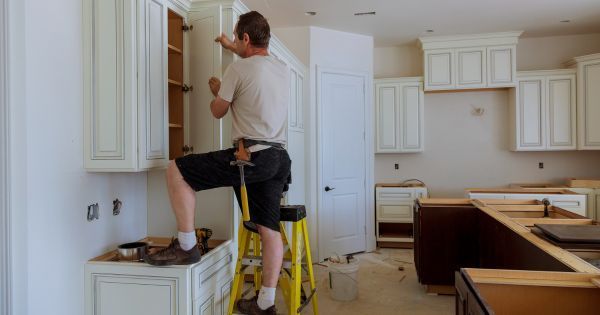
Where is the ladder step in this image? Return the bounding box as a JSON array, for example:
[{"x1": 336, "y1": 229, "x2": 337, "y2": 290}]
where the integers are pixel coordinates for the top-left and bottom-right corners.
[{"x1": 242, "y1": 255, "x2": 306, "y2": 269}]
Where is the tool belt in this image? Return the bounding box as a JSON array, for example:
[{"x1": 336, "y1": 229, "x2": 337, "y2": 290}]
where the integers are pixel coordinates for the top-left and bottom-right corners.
[{"x1": 232, "y1": 139, "x2": 284, "y2": 149}]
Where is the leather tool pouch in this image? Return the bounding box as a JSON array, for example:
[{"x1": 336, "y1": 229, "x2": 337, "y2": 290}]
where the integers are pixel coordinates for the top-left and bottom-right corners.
[{"x1": 234, "y1": 139, "x2": 251, "y2": 161}]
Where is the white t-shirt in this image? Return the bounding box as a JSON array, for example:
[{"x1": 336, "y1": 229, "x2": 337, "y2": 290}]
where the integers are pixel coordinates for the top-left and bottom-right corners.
[{"x1": 218, "y1": 55, "x2": 289, "y2": 146}]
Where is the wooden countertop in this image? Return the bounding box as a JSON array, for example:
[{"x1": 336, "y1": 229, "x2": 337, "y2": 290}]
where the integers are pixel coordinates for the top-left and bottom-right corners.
[
  {"x1": 376, "y1": 182, "x2": 425, "y2": 188},
  {"x1": 471, "y1": 199, "x2": 599, "y2": 274},
  {"x1": 466, "y1": 188, "x2": 580, "y2": 194}
]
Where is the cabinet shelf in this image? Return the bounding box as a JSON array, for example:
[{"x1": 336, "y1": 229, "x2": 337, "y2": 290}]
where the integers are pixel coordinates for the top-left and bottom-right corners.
[
  {"x1": 168, "y1": 44, "x2": 182, "y2": 55},
  {"x1": 168, "y1": 79, "x2": 183, "y2": 87}
]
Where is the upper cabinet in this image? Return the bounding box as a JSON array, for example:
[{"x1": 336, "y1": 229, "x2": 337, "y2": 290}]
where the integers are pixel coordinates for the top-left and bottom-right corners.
[
  {"x1": 508, "y1": 70, "x2": 577, "y2": 151},
  {"x1": 84, "y1": 0, "x2": 169, "y2": 171},
  {"x1": 566, "y1": 53, "x2": 600, "y2": 150},
  {"x1": 419, "y1": 32, "x2": 521, "y2": 91},
  {"x1": 375, "y1": 77, "x2": 424, "y2": 153}
]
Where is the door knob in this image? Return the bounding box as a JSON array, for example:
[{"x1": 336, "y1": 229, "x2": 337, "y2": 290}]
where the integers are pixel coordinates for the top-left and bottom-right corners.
[{"x1": 325, "y1": 186, "x2": 335, "y2": 192}]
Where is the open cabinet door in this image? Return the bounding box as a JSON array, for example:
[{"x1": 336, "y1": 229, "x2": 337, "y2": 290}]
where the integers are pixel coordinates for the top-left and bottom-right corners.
[{"x1": 188, "y1": 6, "x2": 232, "y2": 240}]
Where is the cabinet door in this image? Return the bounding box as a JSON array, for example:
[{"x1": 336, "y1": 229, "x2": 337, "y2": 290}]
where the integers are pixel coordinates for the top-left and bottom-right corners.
[
  {"x1": 399, "y1": 82, "x2": 424, "y2": 152},
  {"x1": 375, "y1": 83, "x2": 400, "y2": 152},
  {"x1": 456, "y1": 47, "x2": 486, "y2": 89},
  {"x1": 578, "y1": 60, "x2": 600, "y2": 149},
  {"x1": 217, "y1": 277, "x2": 232, "y2": 315},
  {"x1": 424, "y1": 49, "x2": 454, "y2": 90},
  {"x1": 595, "y1": 192, "x2": 600, "y2": 222},
  {"x1": 83, "y1": 0, "x2": 137, "y2": 170},
  {"x1": 289, "y1": 68, "x2": 298, "y2": 128},
  {"x1": 92, "y1": 275, "x2": 177, "y2": 315},
  {"x1": 195, "y1": 294, "x2": 216, "y2": 315},
  {"x1": 487, "y1": 46, "x2": 516, "y2": 87},
  {"x1": 546, "y1": 74, "x2": 576, "y2": 150},
  {"x1": 138, "y1": 0, "x2": 169, "y2": 168},
  {"x1": 517, "y1": 78, "x2": 545, "y2": 150}
]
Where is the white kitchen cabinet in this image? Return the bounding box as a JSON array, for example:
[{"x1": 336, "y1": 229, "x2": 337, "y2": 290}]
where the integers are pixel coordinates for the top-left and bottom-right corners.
[
  {"x1": 375, "y1": 77, "x2": 424, "y2": 153},
  {"x1": 487, "y1": 45, "x2": 516, "y2": 87},
  {"x1": 85, "y1": 240, "x2": 233, "y2": 315},
  {"x1": 269, "y1": 29, "x2": 308, "y2": 209},
  {"x1": 568, "y1": 188, "x2": 600, "y2": 221},
  {"x1": 84, "y1": 0, "x2": 169, "y2": 171},
  {"x1": 418, "y1": 32, "x2": 521, "y2": 91},
  {"x1": 466, "y1": 191, "x2": 587, "y2": 216},
  {"x1": 566, "y1": 53, "x2": 600, "y2": 150},
  {"x1": 375, "y1": 185, "x2": 428, "y2": 244},
  {"x1": 509, "y1": 70, "x2": 577, "y2": 151}
]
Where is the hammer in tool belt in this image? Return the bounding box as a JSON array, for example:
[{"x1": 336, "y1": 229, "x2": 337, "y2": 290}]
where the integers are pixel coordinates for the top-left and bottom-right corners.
[{"x1": 231, "y1": 139, "x2": 254, "y2": 222}]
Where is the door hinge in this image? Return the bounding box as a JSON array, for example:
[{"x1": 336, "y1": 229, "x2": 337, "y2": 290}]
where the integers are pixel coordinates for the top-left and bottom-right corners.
[
  {"x1": 182, "y1": 84, "x2": 193, "y2": 93},
  {"x1": 182, "y1": 24, "x2": 193, "y2": 32}
]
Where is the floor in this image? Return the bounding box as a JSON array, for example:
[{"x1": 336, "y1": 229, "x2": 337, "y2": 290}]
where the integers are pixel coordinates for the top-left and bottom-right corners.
[{"x1": 273, "y1": 248, "x2": 454, "y2": 314}]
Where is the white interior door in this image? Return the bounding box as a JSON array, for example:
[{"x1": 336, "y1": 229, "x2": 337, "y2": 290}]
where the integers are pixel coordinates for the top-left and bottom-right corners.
[{"x1": 318, "y1": 68, "x2": 367, "y2": 260}]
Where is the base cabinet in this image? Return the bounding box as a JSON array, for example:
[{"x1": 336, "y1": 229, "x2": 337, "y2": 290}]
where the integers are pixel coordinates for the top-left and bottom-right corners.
[
  {"x1": 376, "y1": 186, "x2": 427, "y2": 245},
  {"x1": 85, "y1": 241, "x2": 233, "y2": 315},
  {"x1": 467, "y1": 192, "x2": 586, "y2": 216}
]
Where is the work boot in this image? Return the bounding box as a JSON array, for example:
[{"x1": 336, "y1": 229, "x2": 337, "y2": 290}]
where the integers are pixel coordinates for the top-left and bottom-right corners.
[
  {"x1": 236, "y1": 296, "x2": 277, "y2": 315},
  {"x1": 144, "y1": 238, "x2": 201, "y2": 266}
]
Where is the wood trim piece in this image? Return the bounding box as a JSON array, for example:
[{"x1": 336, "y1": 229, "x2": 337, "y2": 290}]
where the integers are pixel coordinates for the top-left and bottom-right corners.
[
  {"x1": 426, "y1": 285, "x2": 456, "y2": 295},
  {"x1": 466, "y1": 188, "x2": 580, "y2": 194},
  {"x1": 568, "y1": 179, "x2": 600, "y2": 188},
  {"x1": 417, "y1": 198, "x2": 472, "y2": 205}
]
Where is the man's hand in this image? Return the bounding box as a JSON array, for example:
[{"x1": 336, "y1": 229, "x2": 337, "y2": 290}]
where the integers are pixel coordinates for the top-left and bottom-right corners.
[
  {"x1": 215, "y1": 33, "x2": 236, "y2": 52},
  {"x1": 208, "y1": 77, "x2": 221, "y2": 97}
]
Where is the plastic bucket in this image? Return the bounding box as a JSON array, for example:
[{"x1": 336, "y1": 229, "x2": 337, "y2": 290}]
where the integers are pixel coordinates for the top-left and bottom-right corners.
[{"x1": 328, "y1": 256, "x2": 360, "y2": 301}]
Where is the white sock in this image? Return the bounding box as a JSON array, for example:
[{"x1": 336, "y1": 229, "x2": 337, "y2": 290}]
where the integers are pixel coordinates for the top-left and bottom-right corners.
[
  {"x1": 178, "y1": 231, "x2": 196, "y2": 251},
  {"x1": 257, "y1": 286, "x2": 276, "y2": 310}
]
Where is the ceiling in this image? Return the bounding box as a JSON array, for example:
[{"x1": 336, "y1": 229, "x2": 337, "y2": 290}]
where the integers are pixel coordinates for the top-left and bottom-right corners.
[{"x1": 241, "y1": 0, "x2": 600, "y2": 46}]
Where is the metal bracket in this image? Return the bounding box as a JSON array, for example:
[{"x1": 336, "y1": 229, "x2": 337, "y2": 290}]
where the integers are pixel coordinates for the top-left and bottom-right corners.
[
  {"x1": 182, "y1": 84, "x2": 193, "y2": 92},
  {"x1": 87, "y1": 203, "x2": 99, "y2": 221},
  {"x1": 182, "y1": 24, "x2": 193, "y2": 31}
]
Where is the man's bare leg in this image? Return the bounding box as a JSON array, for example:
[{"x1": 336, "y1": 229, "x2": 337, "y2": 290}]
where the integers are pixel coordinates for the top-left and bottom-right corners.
[
  {"x1": 256, "y1": 224, "x2": 283, "y2": 309},
  {"x1": 166, "y1": 161, "x2": 197, "y2": 249}
]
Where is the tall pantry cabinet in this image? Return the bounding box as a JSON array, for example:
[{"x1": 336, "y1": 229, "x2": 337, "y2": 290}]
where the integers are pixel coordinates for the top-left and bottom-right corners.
[{"x1": 566, "y1": 53, "x2": 600, "y2": 150}]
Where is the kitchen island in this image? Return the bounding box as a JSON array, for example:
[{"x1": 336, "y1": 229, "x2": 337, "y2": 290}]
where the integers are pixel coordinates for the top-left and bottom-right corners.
[{"x1": 414, "y1": 198, "x2": 599, "y2": 294}]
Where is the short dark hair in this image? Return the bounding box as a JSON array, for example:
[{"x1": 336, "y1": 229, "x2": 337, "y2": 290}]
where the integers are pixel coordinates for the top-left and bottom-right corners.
[{"x1": 235, "y1": 11, "x2": 270, "y2": 48}]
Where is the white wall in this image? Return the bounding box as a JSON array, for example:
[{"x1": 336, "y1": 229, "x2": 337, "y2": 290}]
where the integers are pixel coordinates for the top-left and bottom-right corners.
[
  {"x1": 272, "y1": 27, "x2": 310, "y2": 67},
  {"x1": 308, "y1": 26, "x2": 376, "y2": 257},
  {"x1": 374, "y1": 33, "x2": 600, "y2": 197},
  {"x1": 12, "y1": 1, "x2": 149, "y2": 314}
]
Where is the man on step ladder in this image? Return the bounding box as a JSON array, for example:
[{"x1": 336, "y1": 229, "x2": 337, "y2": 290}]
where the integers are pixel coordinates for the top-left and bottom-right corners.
[{"x1": 145, "y1": 11, "x2": 290, "y2": 315}]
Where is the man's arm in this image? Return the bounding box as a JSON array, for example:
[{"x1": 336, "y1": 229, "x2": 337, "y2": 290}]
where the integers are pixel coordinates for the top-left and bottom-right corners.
[
  {"x1": 215, "y1": 33, "x2": 238, "y2": 55},
  {"x1": 210, "y1": 97, "x2": 230, "y2": 119},
  {"x1": 208, "y1": 76, "x2": 230, "y2": 119}
]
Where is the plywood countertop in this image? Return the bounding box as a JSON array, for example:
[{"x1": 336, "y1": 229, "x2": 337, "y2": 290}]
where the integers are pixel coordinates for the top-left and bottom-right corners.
[
  {"x1": 466, "y1": 188, "x2": 580, "y2": 194},
  {"x1": 376, "y1": 182, "x2": 426, "y2": 188},
  {"x1": 471, "y1": 199, "x2": 599, "y2": 274}
]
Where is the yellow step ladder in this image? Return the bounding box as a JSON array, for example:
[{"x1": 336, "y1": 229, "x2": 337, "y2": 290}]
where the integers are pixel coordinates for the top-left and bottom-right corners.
[{"x1": 228, "y1": 205, "x2": 319, "y2": 315}]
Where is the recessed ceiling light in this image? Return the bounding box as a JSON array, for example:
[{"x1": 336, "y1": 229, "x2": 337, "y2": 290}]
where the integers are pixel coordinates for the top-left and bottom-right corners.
[
  {"x1": 354, "y1": 11, "x2": 376, "y2": 16},
  {"x1": 560, "y1": 19, "x2": 571, "y2": 23},
  {"x1": 305, "y1": 11, "x2": 317, "y2": 16},
  {"x1": 426, "y1": 29, "x2": 434, "y2": 33}
]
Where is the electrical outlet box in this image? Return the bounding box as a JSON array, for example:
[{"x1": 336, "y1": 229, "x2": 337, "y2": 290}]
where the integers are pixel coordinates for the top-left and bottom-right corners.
[
  {"x1": 394, "y1": 163, "x2": 399, "y2": 170},
  {"x1": 539, "y1": 162, "x2": 544, "y2": 169}
]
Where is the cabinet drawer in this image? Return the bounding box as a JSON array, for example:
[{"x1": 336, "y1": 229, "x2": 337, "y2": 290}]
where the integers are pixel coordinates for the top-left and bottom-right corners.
[
  {"x1": 377, "y1": 202, "x2": 414, "y2": 221},
  {"x1": 376, "y1": 187, "x2": 415, "y2": 201}
]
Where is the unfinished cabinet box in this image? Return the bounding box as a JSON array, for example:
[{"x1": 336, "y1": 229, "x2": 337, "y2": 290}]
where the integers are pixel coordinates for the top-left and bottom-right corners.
[
  {"x1": 466, "y1": 190, "x2": 587, "y2": 217},
  {"x1": 509, "y1": 69, "x2": 577, "y2": 151},
  {"x1": 456, "y1": 268, "x2": 600, "y2": 315},
  {"x1": 376, "y1": 185, "x2": 427, "y2": 247},
  {"x1": 419, "y1": 32, "x2": 521, "y2": 91},
  {"x1": 374, "y1": 78, "x2": 424, "y2": 153}
]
